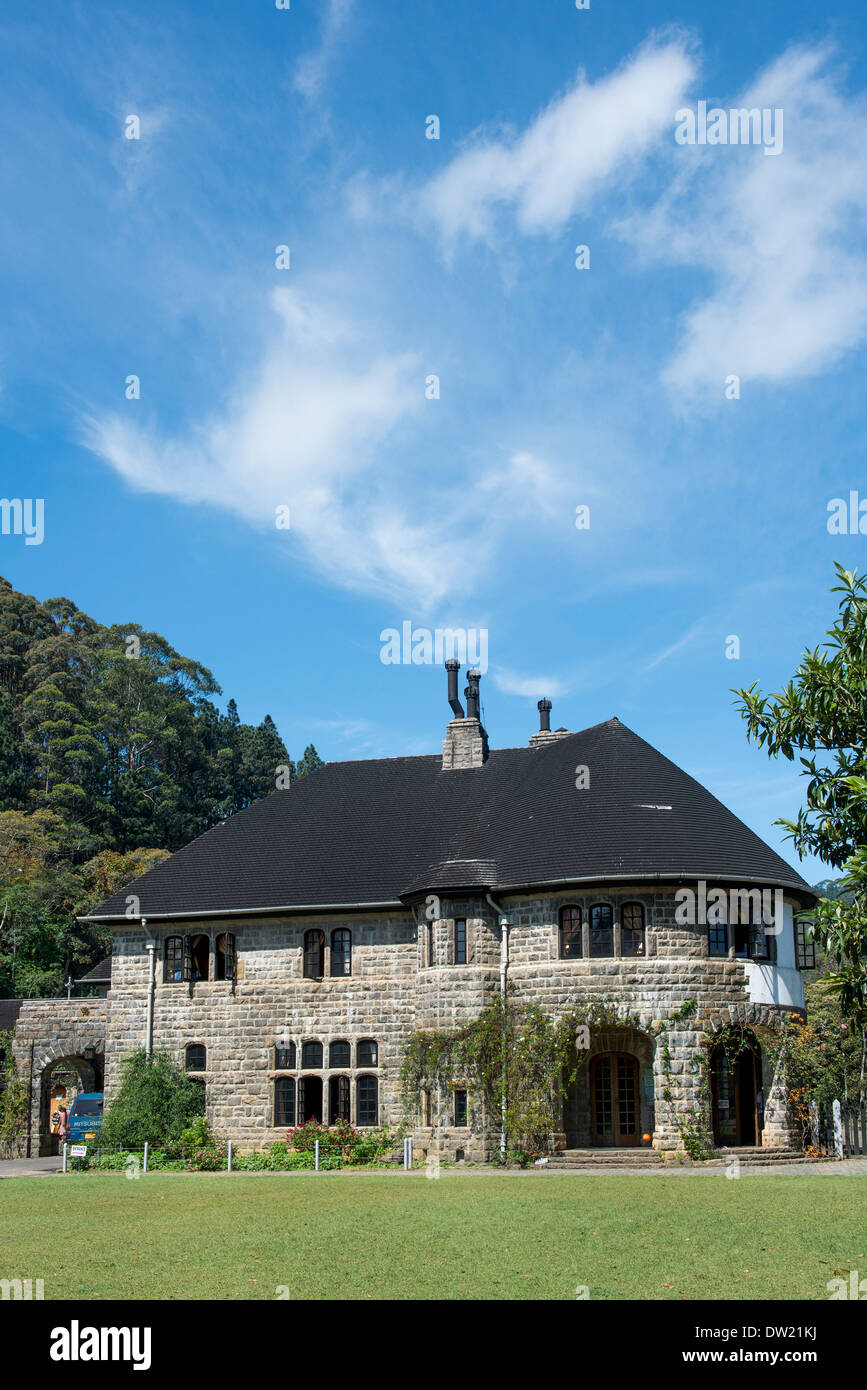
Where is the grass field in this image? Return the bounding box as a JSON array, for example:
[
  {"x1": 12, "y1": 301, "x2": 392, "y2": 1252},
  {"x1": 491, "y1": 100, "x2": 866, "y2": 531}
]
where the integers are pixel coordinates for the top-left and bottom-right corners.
[{"x1": 1, "y1": 1171, "x2": 864, "y2": 1300}]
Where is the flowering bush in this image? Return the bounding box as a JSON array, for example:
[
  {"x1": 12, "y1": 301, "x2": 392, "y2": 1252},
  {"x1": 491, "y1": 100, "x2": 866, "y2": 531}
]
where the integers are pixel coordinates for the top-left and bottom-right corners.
[{"x1": 285, "y1": 1118, "x2": 395, "y2": 1163}]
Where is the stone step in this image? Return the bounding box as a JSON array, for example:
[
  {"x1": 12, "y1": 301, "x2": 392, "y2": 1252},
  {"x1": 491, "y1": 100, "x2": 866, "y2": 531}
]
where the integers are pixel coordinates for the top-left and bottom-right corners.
[{"x1": 540, "y1": 1144, "x2": 839, "y2": 1170}]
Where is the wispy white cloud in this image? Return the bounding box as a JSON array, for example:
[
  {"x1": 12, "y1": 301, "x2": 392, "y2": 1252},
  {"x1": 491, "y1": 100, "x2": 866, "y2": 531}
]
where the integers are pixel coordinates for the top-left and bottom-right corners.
[
  {"x1": 644, "y1": 619, "x2": 705, "y2": 670},
  {"x1": 82, "y1": 286, "x2": 471, "y2": 609},
  {"x1": 491, "y1": 666, "x2": 571, "y2": 698},
  {"x1": 621, "y1": 44, "x2": 867, "y2": 398},
  {"x1": 413, "y1": 35, "x2": 697, "y2": 245},
  {"x1": 293, "y1": 0, "x2": 356, "y2": 103}
]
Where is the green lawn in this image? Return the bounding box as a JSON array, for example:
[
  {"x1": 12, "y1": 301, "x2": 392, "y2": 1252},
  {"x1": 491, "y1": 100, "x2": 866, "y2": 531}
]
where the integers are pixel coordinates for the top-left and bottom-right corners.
[{"x1": 1, "y1": 1171, "x2": 864, "y2": 1300}]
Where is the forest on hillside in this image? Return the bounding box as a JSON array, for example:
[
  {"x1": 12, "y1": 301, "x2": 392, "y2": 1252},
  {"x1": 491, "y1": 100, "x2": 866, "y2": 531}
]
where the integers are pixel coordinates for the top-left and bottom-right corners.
[{"x1": 0, "y1": 576, "x2": 322, "y2": 997}]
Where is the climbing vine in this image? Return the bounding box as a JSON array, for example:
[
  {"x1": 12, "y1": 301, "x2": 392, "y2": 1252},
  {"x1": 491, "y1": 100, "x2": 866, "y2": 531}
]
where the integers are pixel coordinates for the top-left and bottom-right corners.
[
  {"x1": 0, "y1": 1031, "x2": 27, "y2": 1158},
  {"x1": 401, "y1": 992, "x2": 641, "y2": 1163}
]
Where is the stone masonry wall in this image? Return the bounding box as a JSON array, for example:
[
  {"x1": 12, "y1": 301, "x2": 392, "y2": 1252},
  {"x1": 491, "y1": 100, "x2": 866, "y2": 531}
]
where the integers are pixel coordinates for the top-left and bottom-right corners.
[{"x1": 4, "y1": 884, "x2": 804, "y2": 1160}]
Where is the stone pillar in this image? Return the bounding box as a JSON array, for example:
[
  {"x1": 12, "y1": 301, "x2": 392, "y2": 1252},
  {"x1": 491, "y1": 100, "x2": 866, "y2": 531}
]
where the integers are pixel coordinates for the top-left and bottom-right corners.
[
  {"x1": 759, "y1": 1040, "x2": 791, "y2": 1147},
  {"x1": 651, "y1": 1024, "x2": 709, "y2": 1154}
]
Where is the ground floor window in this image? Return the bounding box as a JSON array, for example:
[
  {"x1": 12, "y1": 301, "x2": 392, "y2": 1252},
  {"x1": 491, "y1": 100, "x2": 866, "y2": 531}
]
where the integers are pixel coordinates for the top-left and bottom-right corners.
[
  {"x1": 329, "y1": 1074, "x2": 350, "y2": 1123},
  {"x1": 357, "y1": 1075, "x2": 378, "y2": 1126},
  {"x1": 275, "y1": 1076, "x2": 296, "y2": 1127},
  {"x1": 453, "y1": 1089, "x2": 468, "y2": 1127},
  {"x1": 299, "y1": 1075, "x2": 323, "y2": 1123}
]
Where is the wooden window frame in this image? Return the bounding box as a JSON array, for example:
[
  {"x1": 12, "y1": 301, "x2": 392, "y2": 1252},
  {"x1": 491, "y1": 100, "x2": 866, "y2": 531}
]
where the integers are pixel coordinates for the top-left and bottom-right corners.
[
  {"x1": 303, "y1": 929, "x2": 325, "y2": 979},
  {"x1": 185, "y1": 1043, "x2": 206, "y2": 1072},
  {"x1": 164, "y1": 936, "x2": 184, "y2": 983},
  {"x1": 216, "y1": 932, "x2": 236, "y2": 982},
  {"x1": 454, "y1": 918, "x2": 467, "y2": 966},
  {"x1": 453, "y1": 1088, "x2": 468, "y2": 1128},
  {"x1": 589, "y1": 903, "x2": 614, "y2": 958},
  {"x1": 621, "y1": 902, "x2": 645, "y2": 957},
  {"x1": 275, "y1": 1076, "x2": 296, "y2": 1127},
  {"x1": 795, "y1": 920, "x2": 815, "y2": 971},
  {"x1": 558, "y1": 905, "x2": 582, "y2": 960},
  {"x1": 331, "y1": 929, "x2": 351, "y2": 977},
  {"x1": 329, "y1": 1040, "x2": 351, "y2": 1068},
  {"x1": 356, "y1": 1075, "x2": 378, "y2": 1127},
  {"x1": 301, "y1": 1039, "x2": 324, "y2": 1069}
]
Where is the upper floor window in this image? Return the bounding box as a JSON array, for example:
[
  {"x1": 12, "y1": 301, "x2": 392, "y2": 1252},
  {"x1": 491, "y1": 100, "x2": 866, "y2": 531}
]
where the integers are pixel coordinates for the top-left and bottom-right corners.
[
  {"x1": 275, "y1": 1042, "x2": 296, "y2": 1069},
  {"x1": 795, "y1": 920, "x2": 815, "y2": 971},
  {"x1": 303, "y1": 929, "x2": 325, "y2": 979},
  {"x1": 589, "y1": 904, "x2": 613, "y2": 957},
  {"x1": 188, "y1": 934, "x2": 210, "y2": 981},
  {"x1": 357, "y1": 1039, "x2": 378, "y2": 1067},
  {"x1": 558, "y1": 906, "x2": 582, "y2": 959},
  {"x1": 708, "y1": 918, "x2": 728, "y2": 956},
  {"x1": 185, "y1": 1044, "x2": 206, "y2": 1071},
  {"x1": 454, "y1": 919, "x2": 467, "y2": 965},
  {"x1": 731, "y1": 899, "x2": 775, "y2": 962},
  {"x1": 165, "y1": 937, "x2": 184, "y2": 983},
  {"x1": 216, "y1": 932, "x2": 236, "y2": 981},
  {"x1": 331, "y1": 929, "x2": 351, "y2": 977},
  {"x1": 164, "y1": 934, "x2": 208, "y2": 983},
  {"x1": 301, "y1": 1040, "x2": 323, "y2": 1068},
  {"x1": 427, "y1": 921, "x2": 434, "y2": 966},
  {"x1": 329, "y1": 1040, "x2": 351, "y2": 1068},
  {"x1": 621, "y1": 903, "x2": 645, "y2": 957}
]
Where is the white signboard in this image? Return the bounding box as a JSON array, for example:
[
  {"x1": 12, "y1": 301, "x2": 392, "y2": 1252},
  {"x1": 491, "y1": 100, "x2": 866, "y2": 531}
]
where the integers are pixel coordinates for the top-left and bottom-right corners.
[{"x1": 69, "y1": 1144, "x2": 87, "y2": 1157}]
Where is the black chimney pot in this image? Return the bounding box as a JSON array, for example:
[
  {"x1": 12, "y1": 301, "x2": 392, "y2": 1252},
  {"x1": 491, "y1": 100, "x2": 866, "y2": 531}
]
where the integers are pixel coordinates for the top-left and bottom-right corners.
[
  {"x1": 466, "y1": 669, "x2": 481, "y2": 721},
  {"x1": 446, "y1": 659, "x2": 465, "y2": 718},
  {"x1": 537, "y1": 697, "x2": 552, "y2": 732}
]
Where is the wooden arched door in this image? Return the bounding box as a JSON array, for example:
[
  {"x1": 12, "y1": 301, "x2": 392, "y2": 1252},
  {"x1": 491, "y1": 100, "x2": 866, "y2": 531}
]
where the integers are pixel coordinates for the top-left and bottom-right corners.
[
  {"x1": 710, "y1": 1038, "x2": 762, "y2": 1146},
  {"x1": 590, "y1": 1052, "x2": 640, "y2": 1147}
]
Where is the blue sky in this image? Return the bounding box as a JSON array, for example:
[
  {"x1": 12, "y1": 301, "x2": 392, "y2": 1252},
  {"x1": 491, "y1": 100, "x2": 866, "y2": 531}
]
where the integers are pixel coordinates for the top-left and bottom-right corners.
[{"x1": 2, "y1": 0, "x2": 867, "y2": 883}]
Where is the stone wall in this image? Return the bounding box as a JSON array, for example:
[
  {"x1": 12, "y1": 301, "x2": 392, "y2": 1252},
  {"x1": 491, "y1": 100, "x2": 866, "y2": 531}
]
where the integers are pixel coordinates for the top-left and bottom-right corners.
[
  {"x1": 3, "y1": 883, "x2": 806, "y2": 1160},
  {"x1": 9, "y1": 999, "x2": 107, "y2": 1157}
]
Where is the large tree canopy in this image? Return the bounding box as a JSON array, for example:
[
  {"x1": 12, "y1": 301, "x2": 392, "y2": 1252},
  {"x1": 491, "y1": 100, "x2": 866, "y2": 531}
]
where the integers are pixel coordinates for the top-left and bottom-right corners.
[
  {"x1": 734, "y1": 564, "x2": 867, "y2": 1032},
  {"x1": 0, "y1": 575, "x2": 323, "y2": 996}
]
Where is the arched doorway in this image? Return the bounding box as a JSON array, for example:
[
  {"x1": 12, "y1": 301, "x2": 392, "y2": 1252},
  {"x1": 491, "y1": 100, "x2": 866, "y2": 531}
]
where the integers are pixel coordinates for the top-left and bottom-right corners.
[
  {"x1": 39, "y1": 1052, "x2": 103, "y2": 1155},
  {"x1": 710, "y1": 1032, "x2": 763, "y2": 1146},
  {"x1": 590, "y1": 1052, "x2": 640, "y2": 1147},
  {"x1": 298, "y1": 1075, "x2": 323, "y2": 1124}
]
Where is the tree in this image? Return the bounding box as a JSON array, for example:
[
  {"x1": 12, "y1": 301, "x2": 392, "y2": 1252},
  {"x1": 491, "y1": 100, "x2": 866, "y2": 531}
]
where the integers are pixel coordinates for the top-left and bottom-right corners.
[
  {"x1": 0, "y1": 574, "x2": 316, "y2": 995},
  {"x1": 296, "y1": 744, "x2": 324, "y2": 779},
  {"x1": 100, "y1": 1050, "x2": 206, "y2": 1149},
  {"x1": 734, "y1": 564, "x2": 867, "y2": 1066}
]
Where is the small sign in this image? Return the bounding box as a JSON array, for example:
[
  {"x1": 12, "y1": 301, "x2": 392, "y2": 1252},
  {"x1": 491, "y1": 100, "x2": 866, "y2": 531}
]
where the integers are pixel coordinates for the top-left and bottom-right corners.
[{"x1": 69, "y1": 1144, "x2": 87, "y2": 1157}]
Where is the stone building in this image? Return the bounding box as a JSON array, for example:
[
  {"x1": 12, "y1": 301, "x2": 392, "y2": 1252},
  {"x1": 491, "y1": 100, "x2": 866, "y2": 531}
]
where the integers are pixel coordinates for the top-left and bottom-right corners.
[{"x1": 9, "y1": 664, "x2": 815, "y2": 1159}]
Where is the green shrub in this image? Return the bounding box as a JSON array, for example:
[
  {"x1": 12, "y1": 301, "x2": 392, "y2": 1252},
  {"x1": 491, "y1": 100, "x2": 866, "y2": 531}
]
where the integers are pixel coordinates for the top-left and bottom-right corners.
[{"x1": 100, "y1": 1050, "x2": 207, "y2": 1149}]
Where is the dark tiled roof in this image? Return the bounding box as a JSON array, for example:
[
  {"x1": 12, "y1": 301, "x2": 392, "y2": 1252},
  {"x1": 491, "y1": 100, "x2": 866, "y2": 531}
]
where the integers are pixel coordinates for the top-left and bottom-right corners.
[
  {"x1": 0, "y1": 1000, "x2": 23, "y2": 1031},
  {"x1": 77, "y1": 956, "x2": 112, "y2": 984},
  {"x1": 84, "y1": 719, "x2": 812, "y2": 921}
]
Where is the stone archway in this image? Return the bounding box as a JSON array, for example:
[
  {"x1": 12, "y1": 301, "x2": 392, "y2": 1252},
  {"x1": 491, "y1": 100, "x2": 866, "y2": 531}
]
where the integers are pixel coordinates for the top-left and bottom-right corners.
[
  {"x1": 7, "y1": 1001, "x2": 108, "y2": 1158},
  {"x1": 40, "y1": 1053, "x2": 103, "y2": 1155},
  {"x1": 564, "y1": 1025, "x2": 655, "y2": 1149},
  {"x1": 705, "y1": 1004, "x2": 795, "y2": 1149}
]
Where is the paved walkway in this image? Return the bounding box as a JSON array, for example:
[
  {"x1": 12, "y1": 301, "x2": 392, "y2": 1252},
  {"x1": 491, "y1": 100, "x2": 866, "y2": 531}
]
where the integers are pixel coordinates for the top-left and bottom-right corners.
[
  {"x1": 1, "y1": 1155, "x2": 864, "y2": 1179},
  {"x1": 0, "y1": 1155, "x2": 62, "y2": 1178}
]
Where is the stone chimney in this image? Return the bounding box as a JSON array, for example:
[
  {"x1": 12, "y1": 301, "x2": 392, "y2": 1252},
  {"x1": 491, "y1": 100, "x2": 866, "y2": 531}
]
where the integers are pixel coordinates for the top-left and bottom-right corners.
[
  {"x1": 529, "y1": 697, "x2": 570, "y2": 748},
  {"x1": 442, "y1": 663, "x2": 488, "y2": 769}
]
